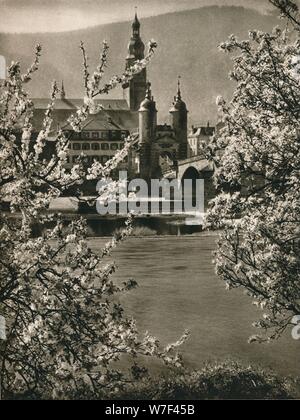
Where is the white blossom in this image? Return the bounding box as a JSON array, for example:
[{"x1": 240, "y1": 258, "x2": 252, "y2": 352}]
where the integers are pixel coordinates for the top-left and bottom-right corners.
[{"x1": 206, "y1": 2, "x2": 300, "y2": 342}]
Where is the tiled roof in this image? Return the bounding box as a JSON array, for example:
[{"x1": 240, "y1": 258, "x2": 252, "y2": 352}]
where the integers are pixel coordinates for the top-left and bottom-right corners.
[
  {"x1": 32, "y1": 99, "x2": 138, "y2": 132},
  {"x1": 200, "y1": 126, "x2": 215, "y2": 136},
  {"x1": 189, "y1": 126, "x2": 215, "y2": 137},
  {"x1": 81, "y1": 111, "x2": 138, "y2": 131},
  {"x1": 32, "y1": 109, "x2": 74, "y2": 131}
]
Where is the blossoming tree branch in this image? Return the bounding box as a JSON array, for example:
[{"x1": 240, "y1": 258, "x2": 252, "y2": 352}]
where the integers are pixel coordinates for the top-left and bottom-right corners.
[
  {"x1": 0, "y1": 39, "x2": 188, "y2": 399},
  {"x1": 205, "y1": 0, "x2": 300, "y2": 342}
]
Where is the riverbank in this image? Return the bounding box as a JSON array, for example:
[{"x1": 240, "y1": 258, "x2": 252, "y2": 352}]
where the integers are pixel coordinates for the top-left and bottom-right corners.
[{"x1": 3, "y1": 211, "x2": 206, "y2": 237}]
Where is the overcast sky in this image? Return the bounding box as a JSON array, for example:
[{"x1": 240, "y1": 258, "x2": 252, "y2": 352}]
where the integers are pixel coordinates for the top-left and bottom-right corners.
[{"x1": 0, "y1": 0, "x2": 273, "y2": 33}]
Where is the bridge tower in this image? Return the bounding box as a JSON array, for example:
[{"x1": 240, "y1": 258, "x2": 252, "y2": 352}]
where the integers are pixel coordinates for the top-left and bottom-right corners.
[
  {"x1": 169, "y1": 77, "x2": 188, "y2": 160},
  {"x1": 138, "y1": 81, "x2": 157, "y2": 180}
]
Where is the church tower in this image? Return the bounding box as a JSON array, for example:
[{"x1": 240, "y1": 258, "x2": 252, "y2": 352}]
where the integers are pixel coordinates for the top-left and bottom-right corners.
[
  {"x1": 169, "y1": 78, "x2": 188, "y2": 160},
  {"x1": 123, "y1": 11, "x2": 147, "y2": 111},
  {"x1": 138, "y1": 82, "x2": 157, "y2": 180}
]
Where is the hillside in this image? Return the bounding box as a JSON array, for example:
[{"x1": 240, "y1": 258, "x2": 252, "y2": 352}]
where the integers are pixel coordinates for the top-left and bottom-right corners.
[{"x1": 0, "y1": 6, "x2": 278, "y2": 124}]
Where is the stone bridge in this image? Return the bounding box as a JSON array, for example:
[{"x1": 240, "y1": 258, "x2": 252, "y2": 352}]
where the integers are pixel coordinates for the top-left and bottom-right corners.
[{"x1": 162, "y1": 156, "x2": 216, "y2": 210}]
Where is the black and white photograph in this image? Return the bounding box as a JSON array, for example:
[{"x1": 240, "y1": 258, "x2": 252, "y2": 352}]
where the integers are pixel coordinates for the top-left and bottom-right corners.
[{"x1": 0, "y1": 0, "x2": 300, "y2": 404}]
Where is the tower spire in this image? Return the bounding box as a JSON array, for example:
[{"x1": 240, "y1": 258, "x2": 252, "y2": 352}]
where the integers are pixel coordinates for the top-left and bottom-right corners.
[
  {"x1": 132, "y1": 6, "x2": 140, "y2": 35},
  {"x1": 169, "y1": 75, "x2": 188, "y2": 160},
  {"x1": 61, "y1": 80, "x2": 66, "y2": 100},
  {"x1": 177, "y1": 76, "x2": 182, "y2": 101},
  {"x1": 145, "y1": 81, "x2": 152, "y2": 100}
]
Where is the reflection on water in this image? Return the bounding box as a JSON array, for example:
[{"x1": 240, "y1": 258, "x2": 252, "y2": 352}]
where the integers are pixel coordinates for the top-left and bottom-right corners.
[
  {"x1": 90, "y1": 235, "x2": 299, "y2": 377},
  {"x1": 86, "y1": 216, "x2": 203, "y2": 236},
  {"x1": 32, "y1": 215, "x2": 203, "y2": 237}
]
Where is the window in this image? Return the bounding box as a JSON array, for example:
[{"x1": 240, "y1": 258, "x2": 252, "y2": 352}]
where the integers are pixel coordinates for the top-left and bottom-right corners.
[
  {"x1": 110, "y1": 143, "x2": 118, "y2": 151},
  {"x1": 100, "y1": 131, "x2": 108, "y2": 140},
  {"x1": 73, "y1": 143, "x2": 81, "y2": 150},
  {"x1": 92, "y1": 132, "x2": 99, "y2": 139},
  {"x1": 92, "y1": 143, "x2": 100, "y2": 151},
  {"x1": 82, "y1": 143, "x2": 90, "y2": 151},
  {"x1": 102, "y1": 156, "x2": 109, "y2": 164},
  {"x1": 110, "y1": 130, "x2": 120, "y2": 140},
  {"x1": 118, "y1": 143, "x2": 124, "y2": 150},
  {"x1": 82, "y1": 131, "x2": 90, "y2": 139},
  {"x1": 72, "y1": 132, "x2": 80, "y2": 140},
  {"x1": 101, "y1": 143, "x2": 109, "y2": 150}
]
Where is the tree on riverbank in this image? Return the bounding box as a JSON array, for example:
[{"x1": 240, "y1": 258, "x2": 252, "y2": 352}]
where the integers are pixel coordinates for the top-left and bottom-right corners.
[
  {"x1": 206, "y1": 0, "x2": 300, "y2": 341},
  {"x1": 0, "y1": 41, "x2": 188, "y2": 399}
]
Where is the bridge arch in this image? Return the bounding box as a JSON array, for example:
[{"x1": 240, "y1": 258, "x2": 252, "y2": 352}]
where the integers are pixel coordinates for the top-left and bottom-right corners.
[
  {"x1": 181, "y1": 166, "x2": 202, "y2": 208},
  {"x1": 180, "y1": 166, "x2": 201, "y2": 182},
  {"x1": 162, "y1": 158, "x2": 216, "y2": 211}
]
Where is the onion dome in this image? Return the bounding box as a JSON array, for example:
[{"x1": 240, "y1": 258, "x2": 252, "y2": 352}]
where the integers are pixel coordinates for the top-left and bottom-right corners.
[
  {"x1": 169, "y1": 77, "x2": 187, "y2": 113},
  {"x1": 127, "y1": 10, "x2": 145, "y2": 60}
]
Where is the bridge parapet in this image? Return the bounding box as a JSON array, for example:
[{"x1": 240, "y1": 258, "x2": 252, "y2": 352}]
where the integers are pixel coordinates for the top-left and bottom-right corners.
[{"x1": 177, "y1": 158, "x2": 214, "y2": 180}]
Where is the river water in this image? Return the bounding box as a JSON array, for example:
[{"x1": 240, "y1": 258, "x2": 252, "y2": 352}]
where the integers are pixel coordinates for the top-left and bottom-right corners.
[{"x1": 89, "y1": 234, "x2": 299, "y2": 377}]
